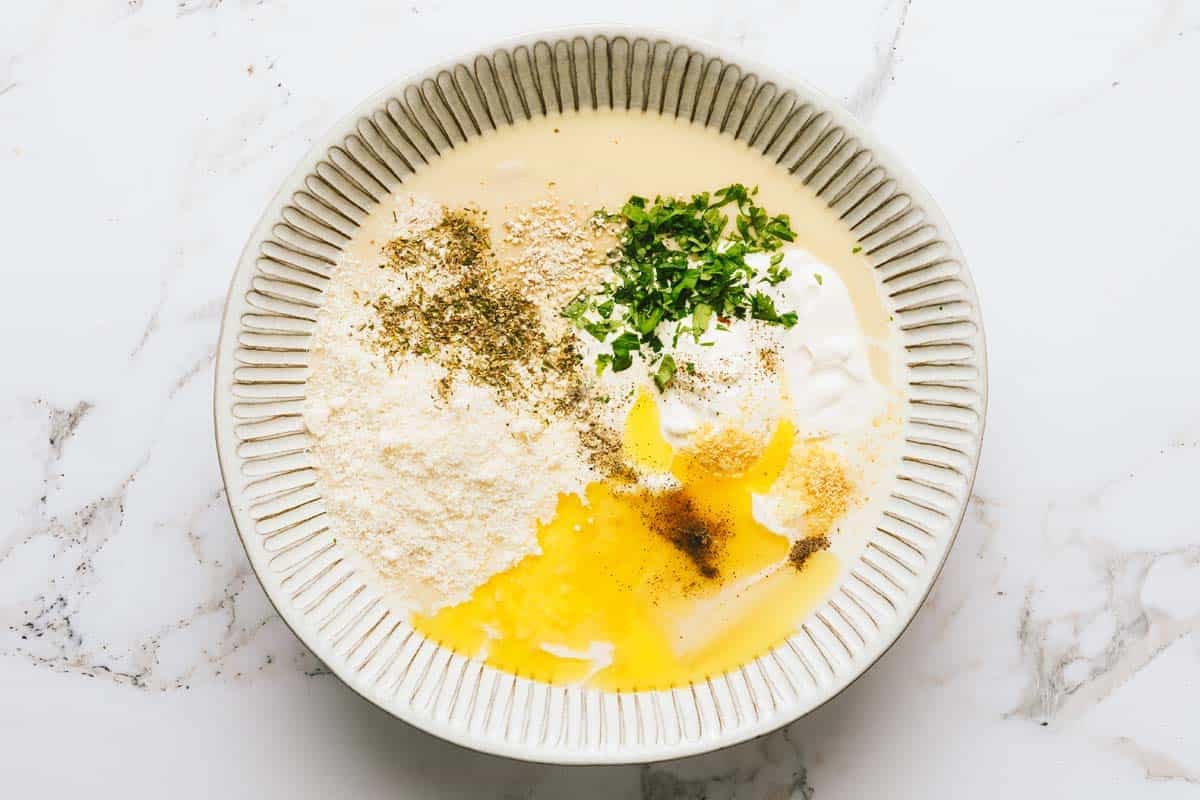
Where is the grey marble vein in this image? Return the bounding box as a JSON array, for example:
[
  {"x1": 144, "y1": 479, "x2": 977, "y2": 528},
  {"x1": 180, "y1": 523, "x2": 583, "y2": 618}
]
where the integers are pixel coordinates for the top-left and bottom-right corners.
[
  {"x1": 1107, "y1": 736, "x2": 1200, "y2": 785},
  {"x1": 846, "y1": 0, "x2": 912, "y2": 120},
  {"x1": 1010, "y1": 540, "x2": 1200, "y2": 722}
]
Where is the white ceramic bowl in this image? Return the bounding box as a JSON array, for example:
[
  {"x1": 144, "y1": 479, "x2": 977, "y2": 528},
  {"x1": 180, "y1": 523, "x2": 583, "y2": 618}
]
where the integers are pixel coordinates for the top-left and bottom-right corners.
[{"x1": 214, "y1": 27, "x2": 987, "y2": 764}]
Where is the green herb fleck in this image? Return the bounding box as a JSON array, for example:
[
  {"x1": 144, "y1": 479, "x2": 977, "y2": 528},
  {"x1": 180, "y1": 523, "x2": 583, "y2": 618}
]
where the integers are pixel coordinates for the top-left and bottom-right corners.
[
  {"x1": 653, "y1": 355, "x2": 677, "y2": 391},
  {"x1": 562, "y1": 184, "x2": 799, "y2": 390}
]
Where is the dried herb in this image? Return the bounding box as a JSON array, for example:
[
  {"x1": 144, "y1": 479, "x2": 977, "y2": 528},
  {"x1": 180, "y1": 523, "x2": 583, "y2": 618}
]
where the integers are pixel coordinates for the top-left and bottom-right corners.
[
  {"x1": 373, "y1": 211, "x2": 573, "y2": 404},
  {"x1": 383, "y1": 209, "x2": 490, "y2": 273}
]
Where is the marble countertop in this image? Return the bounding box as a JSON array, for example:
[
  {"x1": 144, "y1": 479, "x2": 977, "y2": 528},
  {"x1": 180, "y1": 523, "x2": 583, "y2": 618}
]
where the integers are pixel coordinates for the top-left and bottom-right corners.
[{"x1": 3, "y1": 1, "x2": 1199, "y2": 796}]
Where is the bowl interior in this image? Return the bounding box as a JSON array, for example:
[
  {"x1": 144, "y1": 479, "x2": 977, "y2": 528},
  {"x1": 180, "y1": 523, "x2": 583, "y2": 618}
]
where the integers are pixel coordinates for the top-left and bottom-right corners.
[{"x1": 214, "y1": 30, "x2": 986, "y2": 764}]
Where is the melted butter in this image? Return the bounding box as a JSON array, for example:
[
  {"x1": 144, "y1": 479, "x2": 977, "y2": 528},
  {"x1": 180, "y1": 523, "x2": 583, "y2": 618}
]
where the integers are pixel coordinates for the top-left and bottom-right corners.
[
  {"x1": 623, "y1": 389, "x2": 675, "y2": 472},
  {"x1": 413, "y1": 389, "x2": 839, "y2": 690}
]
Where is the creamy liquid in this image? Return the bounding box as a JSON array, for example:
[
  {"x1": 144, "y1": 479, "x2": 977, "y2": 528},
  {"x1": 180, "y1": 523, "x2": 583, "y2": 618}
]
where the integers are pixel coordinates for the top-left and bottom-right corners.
[
  {"x1": 328, "y1": 109, "x2": 903, "y2": 689},
  {"x1": 394, "y1": 109, "x2": 895, "y2": 387}
]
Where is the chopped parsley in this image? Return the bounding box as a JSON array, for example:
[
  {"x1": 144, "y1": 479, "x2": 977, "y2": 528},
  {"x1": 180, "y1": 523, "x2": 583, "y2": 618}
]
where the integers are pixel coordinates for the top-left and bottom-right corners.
[
  {"x1": 563, "y1": 184, "x2": 799, "y2": 389},
  {"x1": 654, "y1": 354, "x2": 677, "y2": 392}
]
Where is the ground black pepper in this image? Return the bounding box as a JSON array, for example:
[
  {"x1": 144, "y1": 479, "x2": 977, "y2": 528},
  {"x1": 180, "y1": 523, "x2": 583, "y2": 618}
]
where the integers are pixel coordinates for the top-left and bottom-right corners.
[
  {"x1": 788, "y1": 534, "x2": 830, "y2": 571},
  {"x1": 638, "y1": 490, "x2": 729, "y2": 579}
]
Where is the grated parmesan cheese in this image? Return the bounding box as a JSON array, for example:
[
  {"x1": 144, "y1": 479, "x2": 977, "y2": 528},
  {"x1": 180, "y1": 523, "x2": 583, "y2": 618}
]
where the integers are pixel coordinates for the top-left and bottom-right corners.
[{"x1": 304, "y1": 194, "x2": 593, "y2": 613}]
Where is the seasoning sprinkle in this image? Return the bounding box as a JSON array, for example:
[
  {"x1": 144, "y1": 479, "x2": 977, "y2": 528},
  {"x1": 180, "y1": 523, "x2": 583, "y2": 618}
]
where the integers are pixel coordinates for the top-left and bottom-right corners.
[
  {"x1": 384, "y1": 208, "x2": 491, "y2": 274},
  {"x1": 372, "y1": 207, "x2": 581, "y2": 407},
  {"x1": 369, "y1": 202, "x2": 641, "y2": 481},
  {"x1": 638, "y1": 489, "x2": 728, "y2": 579},
  {"x1": 788, "y1": 534, "x2": 830, "y2": 571},
  {"x1": 779, "y1": 442, "x2": 854, "y2": 571}
]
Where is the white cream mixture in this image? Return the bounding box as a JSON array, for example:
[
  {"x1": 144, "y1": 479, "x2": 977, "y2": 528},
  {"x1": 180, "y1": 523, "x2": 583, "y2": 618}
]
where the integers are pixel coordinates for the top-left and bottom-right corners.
[
  {"x1": 304, "y1": 109, "x2": 903, "y2": 615},
  {"x1": 652, "y1": 246, "x2": 885, "y2": 453}
]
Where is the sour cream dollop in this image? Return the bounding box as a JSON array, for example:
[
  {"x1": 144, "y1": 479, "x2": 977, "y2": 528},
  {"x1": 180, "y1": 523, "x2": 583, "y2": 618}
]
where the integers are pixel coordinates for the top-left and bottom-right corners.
[{"x1": 657, "y1": 247, "x2": 886, "y2": 447}]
